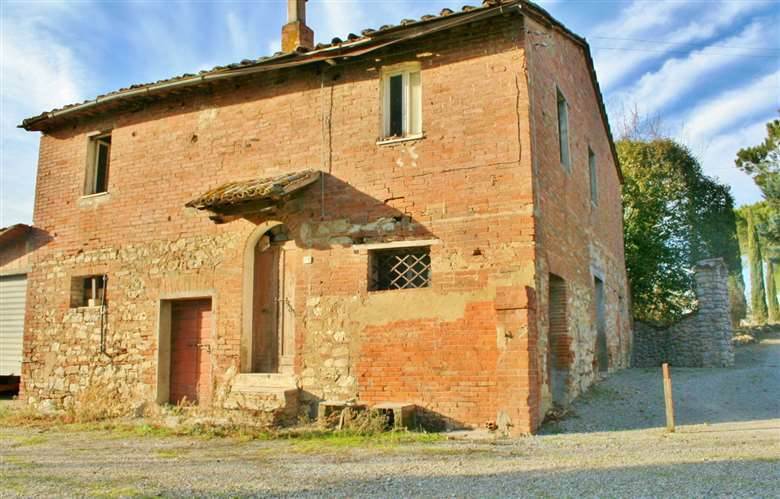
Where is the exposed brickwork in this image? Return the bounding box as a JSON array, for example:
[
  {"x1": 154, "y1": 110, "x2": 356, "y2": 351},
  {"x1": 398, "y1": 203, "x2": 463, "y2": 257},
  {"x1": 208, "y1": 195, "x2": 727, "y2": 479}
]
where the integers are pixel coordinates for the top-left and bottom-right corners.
[
  {"x1": 21, "y1": 13, "x2": 629, "y2": 434},
  {"x1": 524, "y1": 18, "x2": 632, "y2": 417}
]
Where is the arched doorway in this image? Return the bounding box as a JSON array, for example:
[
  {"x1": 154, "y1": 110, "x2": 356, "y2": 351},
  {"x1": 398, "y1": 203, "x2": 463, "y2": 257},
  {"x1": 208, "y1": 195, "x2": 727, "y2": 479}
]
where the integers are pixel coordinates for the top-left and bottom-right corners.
[{"x1": 241, "y1": 222, "x2": 297, "y2": 374}]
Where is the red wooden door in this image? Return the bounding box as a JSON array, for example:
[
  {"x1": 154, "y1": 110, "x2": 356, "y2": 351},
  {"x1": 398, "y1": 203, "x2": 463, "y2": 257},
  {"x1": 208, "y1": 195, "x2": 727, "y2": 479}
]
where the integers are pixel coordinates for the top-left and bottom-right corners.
[{"x1": 170, "y1": 299, "x2": 212, "y2": 405}]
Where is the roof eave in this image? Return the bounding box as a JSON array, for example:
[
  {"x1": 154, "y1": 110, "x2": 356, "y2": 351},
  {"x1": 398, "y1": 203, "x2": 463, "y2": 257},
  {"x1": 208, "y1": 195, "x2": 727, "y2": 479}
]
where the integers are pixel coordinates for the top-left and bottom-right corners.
[{"x1": 19, "y1": 2, "x2": 522, "y2": 132}]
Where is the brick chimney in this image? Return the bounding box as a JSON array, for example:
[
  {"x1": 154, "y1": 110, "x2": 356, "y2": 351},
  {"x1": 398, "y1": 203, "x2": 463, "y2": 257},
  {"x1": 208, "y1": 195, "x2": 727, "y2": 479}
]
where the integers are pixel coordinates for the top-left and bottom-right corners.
[{"x1": 282, "y1": 0, "x2": 314, "y2": 52}]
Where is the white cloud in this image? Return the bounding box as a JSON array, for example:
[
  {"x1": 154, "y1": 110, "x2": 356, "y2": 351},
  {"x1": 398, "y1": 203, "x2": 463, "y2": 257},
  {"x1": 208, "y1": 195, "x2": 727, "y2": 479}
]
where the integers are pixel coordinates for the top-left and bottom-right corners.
[
  {"x1": 592, "y1": 0, "x2": 688, "y2": 40},
  {"x1": 0, "y1": 4, "x2": 90, "y2": 226},
  {"x1": 682, "y1": 70, "x2": 780, "y2": 143},
  {"x1": 226, "y1": 10, "x2": 251, "y2": 57},
  {"x1": 593, "y1": 0, "x2": 768, "y2": 90},
  {"x1": 613, "y1": 21, "x2": 772, "y2": 118},
  {"x1": 689, "y1": 118, "x2": 770, "y2": 207}
]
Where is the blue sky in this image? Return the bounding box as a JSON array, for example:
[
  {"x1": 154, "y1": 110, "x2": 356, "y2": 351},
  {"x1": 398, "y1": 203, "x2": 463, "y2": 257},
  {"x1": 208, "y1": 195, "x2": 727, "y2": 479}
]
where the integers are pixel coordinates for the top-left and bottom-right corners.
[{"x1": 1, "y1": 0, "x2": 778, "y2": 227}]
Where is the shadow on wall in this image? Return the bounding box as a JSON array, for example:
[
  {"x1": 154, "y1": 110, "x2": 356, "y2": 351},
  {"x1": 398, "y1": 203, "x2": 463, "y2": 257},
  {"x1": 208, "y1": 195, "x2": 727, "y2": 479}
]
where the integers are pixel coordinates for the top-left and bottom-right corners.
[
  {"x1": 239, "y1": 173, "x2": 436, "y2": 250},
  {"x1": 299, "y1": 393, "x2": 470, "y2": 433},
  {"x1": 0, "y1": 226, "x2": 53, "y2": 269}
]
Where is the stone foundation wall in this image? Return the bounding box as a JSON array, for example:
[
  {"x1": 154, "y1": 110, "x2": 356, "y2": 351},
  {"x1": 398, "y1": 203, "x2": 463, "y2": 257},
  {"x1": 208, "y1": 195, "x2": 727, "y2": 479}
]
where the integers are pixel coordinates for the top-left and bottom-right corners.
[{"x1": 633, "y1": 258, "x2": 734, "y2": 368}]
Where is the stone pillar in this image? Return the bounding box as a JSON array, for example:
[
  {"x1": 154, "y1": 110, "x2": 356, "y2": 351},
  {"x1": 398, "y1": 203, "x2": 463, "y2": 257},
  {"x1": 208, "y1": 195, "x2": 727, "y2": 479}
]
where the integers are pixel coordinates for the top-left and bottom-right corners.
[{"x1": 692, "y1": 258, "x2": 734, "y2": 367}]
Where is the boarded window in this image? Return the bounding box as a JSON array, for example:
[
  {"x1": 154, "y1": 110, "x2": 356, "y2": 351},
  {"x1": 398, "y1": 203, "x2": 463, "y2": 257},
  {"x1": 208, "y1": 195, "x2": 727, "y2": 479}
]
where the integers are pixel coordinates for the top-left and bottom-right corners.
[
  {"x1": 86, "y1": 133, "x2": 111, "y2": 194},
  {"x1": 382, "y1": 66, "x2": 422, "y2": 139},
  {"x1": 557, "y1": 89, "x2": 570, "y2": 170},
  {"x1": 369, "y1": 247, "x2": 431, "y2": 291},
  {"x1": 70, "y1": 275, "x2": 107, "y2": 307},
  {"x1": 548, "y1": 273, "x2": 569, "y2": 405},
  {"x1": 589, "y1": 147, "x2": 598, "y2": 206}
]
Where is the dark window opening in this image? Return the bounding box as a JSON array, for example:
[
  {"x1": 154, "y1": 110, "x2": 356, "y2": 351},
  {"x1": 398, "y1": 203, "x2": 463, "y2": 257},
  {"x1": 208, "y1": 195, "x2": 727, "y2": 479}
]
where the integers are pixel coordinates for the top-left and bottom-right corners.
[
  {"x1": 71, "y1": 275, "x2": 107, "y2": 307},
  {"x1": 87, "y1": 134, "x2": 111, "y2": 195},
  {"x1": 589, "y1": 147, "x2": 598, "y2": 206},
  {"x1": 557, "y1": 89, "x2": 570, "y2": 170},
  {"x1": 389, "y1": 74, "x2": 404, "y2": 137},
  {"x1": 370, "y1": 247, "x2": 431, "y2": 291}
]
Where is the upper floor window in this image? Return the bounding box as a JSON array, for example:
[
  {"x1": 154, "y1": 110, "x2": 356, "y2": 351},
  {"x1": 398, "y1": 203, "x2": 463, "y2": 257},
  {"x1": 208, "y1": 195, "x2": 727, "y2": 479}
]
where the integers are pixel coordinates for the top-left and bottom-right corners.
[
  {"x1": 589, "y1": 147, "x2": 598, "y2": 206},
  {"x1": 557, "y1": 88, "x2": 570, "y2": 171},
  {"x1": 85, "y1": 133, "x2": 111, "y2": 195},
  {"x1": 381, "y1": 63, "x2": 422, "y2": 140}
]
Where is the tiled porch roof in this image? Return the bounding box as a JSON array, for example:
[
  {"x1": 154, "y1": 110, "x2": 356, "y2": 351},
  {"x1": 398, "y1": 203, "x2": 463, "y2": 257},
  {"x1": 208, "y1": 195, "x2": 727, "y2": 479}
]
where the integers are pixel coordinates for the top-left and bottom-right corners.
[{"x1": 185, "y1": 170, "x2": 320, "y2": 212}]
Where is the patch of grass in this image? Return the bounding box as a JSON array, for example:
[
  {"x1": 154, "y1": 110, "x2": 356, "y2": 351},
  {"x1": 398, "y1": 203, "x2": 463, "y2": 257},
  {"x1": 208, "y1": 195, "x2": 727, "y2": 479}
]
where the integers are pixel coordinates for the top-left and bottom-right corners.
[
  {"x1": 12, "y1": 435, "x2": 48, "y2": 447},
  {"x1": 154, "y1": 449, "x2": 183, "y2": 459},
  {"x1": 1, "y1": 455, "x2": 37, "y2": 469},
  {"x1": 89, "y1": 485, "x2": 144, "y2": 499},
  {"x1": 288, "y1": 429, "x2": 445, "y2": 452}
]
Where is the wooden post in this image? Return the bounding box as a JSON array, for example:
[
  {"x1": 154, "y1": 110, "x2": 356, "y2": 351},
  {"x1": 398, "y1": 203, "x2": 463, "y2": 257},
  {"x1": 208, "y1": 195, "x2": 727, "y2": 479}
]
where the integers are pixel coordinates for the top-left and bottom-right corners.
[{"x1": 662, "y1": 362, "x2": 675, "y2": 432}]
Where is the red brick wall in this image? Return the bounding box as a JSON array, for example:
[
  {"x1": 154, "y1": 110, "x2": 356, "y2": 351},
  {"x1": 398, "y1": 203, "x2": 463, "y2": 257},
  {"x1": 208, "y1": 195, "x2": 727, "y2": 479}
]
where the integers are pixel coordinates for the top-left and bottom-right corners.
[
  {"x1": 524, "y1": 18, "x2": 632, "y2": 418},
  {"x1": 23, "y1": 16, "x2": 544, "y2": 432}
]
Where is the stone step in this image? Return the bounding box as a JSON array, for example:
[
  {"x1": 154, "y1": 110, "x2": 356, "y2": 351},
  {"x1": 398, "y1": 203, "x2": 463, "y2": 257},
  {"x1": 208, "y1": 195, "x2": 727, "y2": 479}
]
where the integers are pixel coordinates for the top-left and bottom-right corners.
[
  {"x1": 230, "y1": 373, "x2": 298, "y2": 391},
  {"x1": 224, "y1": 373, "x2": 300, "y2": 422}
]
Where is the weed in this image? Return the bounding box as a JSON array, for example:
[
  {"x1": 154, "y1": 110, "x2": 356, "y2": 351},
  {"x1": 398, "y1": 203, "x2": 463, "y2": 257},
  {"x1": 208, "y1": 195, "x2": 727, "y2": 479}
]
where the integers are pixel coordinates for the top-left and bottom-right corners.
[
  {"x1": 12, "y1": 435, "x2": 48, "y2": 447},
  {"x1": 154, "y1": 449, "x2": 182, "y2": 459}
]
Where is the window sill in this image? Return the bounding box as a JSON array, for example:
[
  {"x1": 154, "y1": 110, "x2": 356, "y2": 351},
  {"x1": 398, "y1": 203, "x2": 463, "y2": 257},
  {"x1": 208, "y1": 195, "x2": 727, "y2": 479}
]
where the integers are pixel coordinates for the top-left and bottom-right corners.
[
  {"x1": 376, "y1": 133, "x2": 426, "y2": 146},
  {"x1": 78, "y1": 192, "x2": 111, "y2": 207},
  {"x1": 368, "y1": 286, "x2": 432, "y2": 294},
  {"x1": 81, "y1": 191, "x2": 110, "y2": 200}
]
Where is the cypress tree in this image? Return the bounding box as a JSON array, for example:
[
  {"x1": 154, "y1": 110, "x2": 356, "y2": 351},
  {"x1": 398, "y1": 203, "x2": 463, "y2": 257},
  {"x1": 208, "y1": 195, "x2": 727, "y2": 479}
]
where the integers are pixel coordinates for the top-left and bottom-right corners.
[
  {"x1": 767, "y1": 259, "x2": 779, "y2": 322},
  {"x1": 748, "y1": 209, "x2": 768, "y2": 323}
]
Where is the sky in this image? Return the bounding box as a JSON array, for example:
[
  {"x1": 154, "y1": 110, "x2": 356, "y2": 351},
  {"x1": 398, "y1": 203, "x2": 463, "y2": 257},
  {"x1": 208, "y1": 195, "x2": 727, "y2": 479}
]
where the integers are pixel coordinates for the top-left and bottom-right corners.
[{"x1": 1, "y1": 0, "x2": 778, "y2": 227}]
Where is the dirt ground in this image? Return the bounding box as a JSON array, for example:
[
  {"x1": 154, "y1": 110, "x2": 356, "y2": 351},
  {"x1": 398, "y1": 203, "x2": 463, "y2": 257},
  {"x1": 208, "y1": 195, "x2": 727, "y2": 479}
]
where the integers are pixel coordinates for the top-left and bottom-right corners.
[{"x1": 1, "y1": 332, "x2": 778, "y2": 498}]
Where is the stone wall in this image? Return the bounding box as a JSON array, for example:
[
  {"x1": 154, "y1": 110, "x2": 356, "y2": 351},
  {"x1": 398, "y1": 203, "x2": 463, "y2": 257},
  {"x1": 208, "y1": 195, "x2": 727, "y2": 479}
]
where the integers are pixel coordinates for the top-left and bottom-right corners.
[{"x1": 633, "y1": 258, "x2": 734, "y2": 368}]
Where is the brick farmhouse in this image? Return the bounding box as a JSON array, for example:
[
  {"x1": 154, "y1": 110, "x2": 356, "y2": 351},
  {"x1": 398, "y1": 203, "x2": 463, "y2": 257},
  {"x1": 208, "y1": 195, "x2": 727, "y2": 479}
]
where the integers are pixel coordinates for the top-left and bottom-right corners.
[{"x1": 18, "y1": 0, "x2": 631, "y2": 434}]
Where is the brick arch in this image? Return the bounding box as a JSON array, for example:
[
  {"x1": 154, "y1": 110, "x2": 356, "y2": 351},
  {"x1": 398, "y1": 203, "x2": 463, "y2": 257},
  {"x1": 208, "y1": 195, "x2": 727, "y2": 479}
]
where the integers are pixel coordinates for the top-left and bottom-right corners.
[{"x1": 240, "y1": 220, "x2": 284, "y2": 372}]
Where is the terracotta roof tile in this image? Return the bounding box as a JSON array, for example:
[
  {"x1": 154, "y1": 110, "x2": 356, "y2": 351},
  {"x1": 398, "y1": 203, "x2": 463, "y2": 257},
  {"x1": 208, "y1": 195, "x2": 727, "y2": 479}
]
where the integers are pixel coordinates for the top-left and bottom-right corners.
[
  {"x1": 18, "y1": 0, "x2": 622, "y2": 182},
  {"x1": 186, "y1": 170, "x2": 320, "y2": 211}
]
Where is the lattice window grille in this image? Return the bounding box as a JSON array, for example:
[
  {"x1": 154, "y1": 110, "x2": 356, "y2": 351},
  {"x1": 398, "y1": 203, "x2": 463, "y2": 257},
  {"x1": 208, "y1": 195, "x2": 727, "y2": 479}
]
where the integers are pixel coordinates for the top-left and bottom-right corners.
[{"x1": 370, "y1": 248, "x2": 431, "y2": 291}]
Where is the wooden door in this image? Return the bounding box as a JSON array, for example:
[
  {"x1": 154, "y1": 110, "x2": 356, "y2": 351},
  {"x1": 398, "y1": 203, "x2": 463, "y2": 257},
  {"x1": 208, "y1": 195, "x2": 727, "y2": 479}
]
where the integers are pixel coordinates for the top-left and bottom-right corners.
[
  {"x1": 170, "y1": 299, "x2": 212, "y2": 405},
  {"x1": 253, "y1": 244, "x2": 280, "y2": 373},
  {"x1": 277, "y1": 244, "x2": 297, "y2": 374}
]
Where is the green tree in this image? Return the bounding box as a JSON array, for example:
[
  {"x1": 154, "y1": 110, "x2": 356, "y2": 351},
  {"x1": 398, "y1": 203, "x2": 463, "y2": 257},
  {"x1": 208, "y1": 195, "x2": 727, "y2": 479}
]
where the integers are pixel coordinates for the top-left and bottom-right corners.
[
  {"x1": 736, "y1": 202, "x2": 779, "y2": 324},
  {"x1": 746, "y1": 208, "x2": 768, "y2": 323},
  {"x1": 736, "y1": 116, "x2": 780, "y2": 243},
  {"x1": 620, "y1": 139, "x2": 744, "y2": 324}
]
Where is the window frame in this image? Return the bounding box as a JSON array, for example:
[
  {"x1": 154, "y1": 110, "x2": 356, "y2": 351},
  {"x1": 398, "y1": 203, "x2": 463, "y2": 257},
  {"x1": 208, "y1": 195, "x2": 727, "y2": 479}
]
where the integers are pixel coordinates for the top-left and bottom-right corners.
[
  {"x1": 70, "y1": 274, "x2": 108, "y2": 308},
  {"x1": 84, "y1": 132, "x2": 112, "y2": 196},
  {"x1": 380, "y1": 62, "x2": 423, "y2": 141},
  {"x1": 368, "y1": 245, "x2": 432, "y2": 292},
  {"x1": 556, "y1": 87, "x2": 571, "y2": 172},
  {"x1": 588, "y1": 146, "x2": 598, "y2": 207}
]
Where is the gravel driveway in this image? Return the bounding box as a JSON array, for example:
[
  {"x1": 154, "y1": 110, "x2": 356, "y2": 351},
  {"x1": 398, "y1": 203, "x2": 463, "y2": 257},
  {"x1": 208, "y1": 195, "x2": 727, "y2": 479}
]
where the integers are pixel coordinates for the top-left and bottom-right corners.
[{"x1": 1, "y1": 333, "x2": 778, "y2": 498}]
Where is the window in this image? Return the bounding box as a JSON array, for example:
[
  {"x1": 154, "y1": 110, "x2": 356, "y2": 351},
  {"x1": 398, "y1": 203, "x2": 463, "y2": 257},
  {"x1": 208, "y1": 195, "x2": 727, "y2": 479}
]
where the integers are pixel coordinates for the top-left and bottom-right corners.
[
  {"x1": 557, "y1": 88, "x2": 570, "y2": 170},
  {"x1": 588, "y1": 147, "x2": 598, "y2": 206},
  {"x1": 369, "y1": 247, "x2": 431, "y2": 291},
  {"x1": 70, "y1": 275, "x2": 107, "y2": 307},
  {"x1": 85, "y1": 133, "x2": 111, "y2": 195},
  {"x1": 381, "y1": 65, "x2": 422, "y2": 140}
]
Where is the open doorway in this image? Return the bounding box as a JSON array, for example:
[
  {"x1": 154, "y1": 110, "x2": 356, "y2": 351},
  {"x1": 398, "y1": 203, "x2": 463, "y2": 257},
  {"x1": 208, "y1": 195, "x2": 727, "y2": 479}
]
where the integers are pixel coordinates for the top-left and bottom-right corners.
[
  {"x1": 594, "y1": 277, "x2": 608, "y2": 373},
  {"x1": 246, "y1": 224, "x2": 296, "y2": 374}
]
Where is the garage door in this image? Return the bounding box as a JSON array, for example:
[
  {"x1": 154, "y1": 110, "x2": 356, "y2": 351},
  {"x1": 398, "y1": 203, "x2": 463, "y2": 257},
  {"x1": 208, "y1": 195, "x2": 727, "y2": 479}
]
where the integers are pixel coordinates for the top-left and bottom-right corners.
[
  {"x1": 0, "y1": 274, "x2": 27, "y2": 376},
  {"x1": 170, "y1": 299, "x2": 212, "y2": 405}
]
